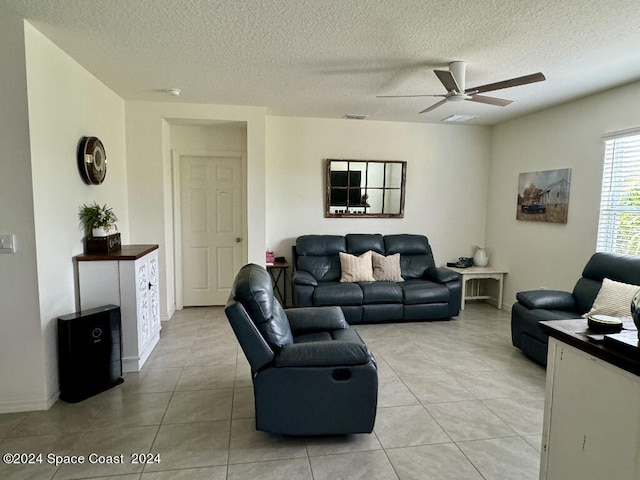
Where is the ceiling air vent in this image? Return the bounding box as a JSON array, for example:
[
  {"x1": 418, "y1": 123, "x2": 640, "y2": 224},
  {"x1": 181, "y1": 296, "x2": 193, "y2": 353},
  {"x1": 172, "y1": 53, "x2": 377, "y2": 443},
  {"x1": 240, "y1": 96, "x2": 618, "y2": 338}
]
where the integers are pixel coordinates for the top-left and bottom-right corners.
[
  {"x1": 441, "y1": 114, "x2": 479, "y2": 123},
  {"x1": 343, "y1": 114, "x2": 369, "y2": 120}
]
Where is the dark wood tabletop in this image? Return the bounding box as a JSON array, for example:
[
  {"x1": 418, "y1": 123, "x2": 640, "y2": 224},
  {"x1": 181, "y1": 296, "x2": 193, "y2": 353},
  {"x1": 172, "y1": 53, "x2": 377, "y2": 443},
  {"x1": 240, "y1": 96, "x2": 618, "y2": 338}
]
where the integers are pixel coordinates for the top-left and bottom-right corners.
[
  {"x1": 74, "y1": 244, "x2": 159, "y2": 261},
  {"x1": 540, "y1": 318, "x2": 640, "y2": 376}
]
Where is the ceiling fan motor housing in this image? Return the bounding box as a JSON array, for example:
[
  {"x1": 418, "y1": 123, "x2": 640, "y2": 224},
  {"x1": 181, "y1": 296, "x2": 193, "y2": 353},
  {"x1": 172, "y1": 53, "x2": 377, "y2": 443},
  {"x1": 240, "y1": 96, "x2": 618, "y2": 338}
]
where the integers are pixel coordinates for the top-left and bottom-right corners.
[{"x1": 448, "y1": 61, "x2": 466, "y2": 92}]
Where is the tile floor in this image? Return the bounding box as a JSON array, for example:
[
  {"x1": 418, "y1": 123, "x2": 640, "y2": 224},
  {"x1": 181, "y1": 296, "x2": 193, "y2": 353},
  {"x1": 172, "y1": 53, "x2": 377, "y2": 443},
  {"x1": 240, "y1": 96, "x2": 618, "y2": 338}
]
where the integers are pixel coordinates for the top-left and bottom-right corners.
[{"x1": 0, "y1": 302, "x2": 546, "y2": 480}]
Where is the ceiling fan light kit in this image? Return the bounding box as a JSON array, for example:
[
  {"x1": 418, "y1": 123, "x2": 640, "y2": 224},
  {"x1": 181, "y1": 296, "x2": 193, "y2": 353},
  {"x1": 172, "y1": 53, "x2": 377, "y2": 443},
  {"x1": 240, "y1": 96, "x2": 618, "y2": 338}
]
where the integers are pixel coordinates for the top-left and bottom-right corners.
[{"x1": 378, "y1": 61, "x2": 545, "y2": 115}]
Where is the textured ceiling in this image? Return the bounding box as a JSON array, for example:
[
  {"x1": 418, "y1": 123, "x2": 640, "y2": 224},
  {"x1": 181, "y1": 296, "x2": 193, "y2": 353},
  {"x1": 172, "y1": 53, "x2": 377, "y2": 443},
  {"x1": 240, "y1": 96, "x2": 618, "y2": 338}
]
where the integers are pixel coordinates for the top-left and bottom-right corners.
[{"x1": 3, "y1": 0, "x2": 640, "y2": 125}]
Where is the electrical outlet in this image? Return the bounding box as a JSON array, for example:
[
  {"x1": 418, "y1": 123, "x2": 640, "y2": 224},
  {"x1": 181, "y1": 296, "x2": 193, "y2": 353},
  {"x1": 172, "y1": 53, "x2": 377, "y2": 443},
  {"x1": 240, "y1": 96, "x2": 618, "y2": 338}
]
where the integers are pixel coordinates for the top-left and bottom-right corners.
[{"x1": 0, "y1": 234, "x2": 16, "y2": 253}]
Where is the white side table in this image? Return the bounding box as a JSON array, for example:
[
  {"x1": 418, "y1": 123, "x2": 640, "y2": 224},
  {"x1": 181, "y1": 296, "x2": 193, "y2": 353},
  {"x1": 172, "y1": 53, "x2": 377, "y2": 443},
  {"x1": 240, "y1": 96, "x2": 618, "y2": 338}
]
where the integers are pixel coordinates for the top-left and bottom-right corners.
[{"x1": 445, "y1": 266, "x2": 508, "y2": 310}]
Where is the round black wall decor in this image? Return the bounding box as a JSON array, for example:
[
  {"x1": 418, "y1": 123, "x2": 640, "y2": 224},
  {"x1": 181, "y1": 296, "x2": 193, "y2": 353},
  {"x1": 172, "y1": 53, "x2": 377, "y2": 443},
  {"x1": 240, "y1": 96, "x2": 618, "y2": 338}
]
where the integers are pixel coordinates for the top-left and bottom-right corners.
[{"x1": 77, "y1": 136, "x2": 107, "y2": 185}]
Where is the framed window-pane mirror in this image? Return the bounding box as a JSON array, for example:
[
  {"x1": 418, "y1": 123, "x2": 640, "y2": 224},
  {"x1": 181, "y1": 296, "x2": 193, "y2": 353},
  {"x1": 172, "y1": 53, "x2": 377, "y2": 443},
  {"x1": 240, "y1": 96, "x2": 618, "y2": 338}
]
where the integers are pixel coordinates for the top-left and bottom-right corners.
[{"x1": 325, "y1": 159, "x2": 407, "y2": 218}]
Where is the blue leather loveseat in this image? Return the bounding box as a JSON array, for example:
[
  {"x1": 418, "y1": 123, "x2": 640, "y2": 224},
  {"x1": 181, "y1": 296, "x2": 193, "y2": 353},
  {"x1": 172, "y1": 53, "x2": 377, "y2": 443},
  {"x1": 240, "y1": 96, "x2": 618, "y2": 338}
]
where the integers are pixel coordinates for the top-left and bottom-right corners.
[{"x1": 292, "y1": 234, "x2": 461, "y2": 324}]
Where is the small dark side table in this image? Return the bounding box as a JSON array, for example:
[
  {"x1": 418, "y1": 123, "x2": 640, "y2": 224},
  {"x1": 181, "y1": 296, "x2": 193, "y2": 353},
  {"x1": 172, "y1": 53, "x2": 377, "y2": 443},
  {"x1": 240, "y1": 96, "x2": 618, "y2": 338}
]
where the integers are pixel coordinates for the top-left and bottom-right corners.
[{"x1": 267, "y1": 261, "x2": 289, "y2": 307}]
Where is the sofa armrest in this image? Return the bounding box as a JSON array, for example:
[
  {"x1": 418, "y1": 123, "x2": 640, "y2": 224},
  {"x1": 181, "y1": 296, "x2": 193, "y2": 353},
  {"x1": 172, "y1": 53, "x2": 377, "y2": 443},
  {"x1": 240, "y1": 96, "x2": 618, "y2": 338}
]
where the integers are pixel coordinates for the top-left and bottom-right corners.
[
  {"x1": 286, "y1": 306, "x2": 348, "y2": 334},
  {"x1": 516, "y1": 290, "x2": 577, "y2": 310},
  {"x1": 292, "y1": 270, "x2": 318, "y2": 286},
  {"x1": 275, "y1": 341, "x2": 371, "y2": 368},
  {"x1": 425, "y1": 267, "x2": 460, "y2": 284}
]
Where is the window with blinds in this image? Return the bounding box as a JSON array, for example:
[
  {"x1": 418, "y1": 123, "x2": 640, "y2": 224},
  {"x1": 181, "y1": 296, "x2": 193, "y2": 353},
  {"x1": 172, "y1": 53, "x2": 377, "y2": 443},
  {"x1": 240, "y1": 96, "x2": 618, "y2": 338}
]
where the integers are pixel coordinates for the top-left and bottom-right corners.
[{"x1": 596, "y1": 129, "x2": 640, "y2": 255}]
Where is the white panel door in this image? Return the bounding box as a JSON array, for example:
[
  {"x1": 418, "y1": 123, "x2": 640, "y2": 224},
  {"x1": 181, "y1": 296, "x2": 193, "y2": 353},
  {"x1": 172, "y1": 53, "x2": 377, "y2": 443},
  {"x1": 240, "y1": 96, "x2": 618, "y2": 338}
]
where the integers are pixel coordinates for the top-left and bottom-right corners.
[{"x1": 181, "y1": 155, "x2": 245, "y2": 305}]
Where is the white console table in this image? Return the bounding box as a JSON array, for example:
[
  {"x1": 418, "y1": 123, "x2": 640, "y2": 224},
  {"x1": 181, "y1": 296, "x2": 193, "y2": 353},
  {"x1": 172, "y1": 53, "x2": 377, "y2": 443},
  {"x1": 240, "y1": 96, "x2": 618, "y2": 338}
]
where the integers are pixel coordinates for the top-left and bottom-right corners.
[
  {"x1": 75, "y1": 245, "x2": 161, "y2": 372},
  {"x1": 445, "y1": 266, "x2": 507, "y2": 310}
]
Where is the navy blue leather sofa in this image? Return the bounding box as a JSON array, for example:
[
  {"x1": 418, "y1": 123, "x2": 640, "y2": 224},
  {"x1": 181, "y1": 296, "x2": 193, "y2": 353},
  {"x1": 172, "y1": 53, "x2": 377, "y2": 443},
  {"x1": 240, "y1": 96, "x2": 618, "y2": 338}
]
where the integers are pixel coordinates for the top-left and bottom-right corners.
[
  {"x1": 511, "y1": 252, "x2": 640, "y2": 366},
  {"x1": 292, "y1": 234, "x2": 461, "y2": 324},
  {"x1": 225, "y1": 263, "x2": 378, "y2": 436}
]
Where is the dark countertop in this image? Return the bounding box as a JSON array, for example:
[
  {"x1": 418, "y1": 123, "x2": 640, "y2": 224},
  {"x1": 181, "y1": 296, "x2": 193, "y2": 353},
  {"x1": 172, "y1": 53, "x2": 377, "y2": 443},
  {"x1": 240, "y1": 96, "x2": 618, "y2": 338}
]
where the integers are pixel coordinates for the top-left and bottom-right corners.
[
  {"x1": 74, "y1": 244, "x2": 158, "y2": 261},
  {"x1": 540, "y1": 318, "x2": 640, "y2": 376}
]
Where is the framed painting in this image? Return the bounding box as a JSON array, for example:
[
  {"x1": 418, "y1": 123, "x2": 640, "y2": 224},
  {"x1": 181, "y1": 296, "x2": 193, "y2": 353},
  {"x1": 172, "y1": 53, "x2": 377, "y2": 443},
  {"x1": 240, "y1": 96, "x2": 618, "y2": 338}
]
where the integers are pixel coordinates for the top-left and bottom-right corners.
[{"x1": 517, "y1": 168, "x2": 572, "y2": 223}]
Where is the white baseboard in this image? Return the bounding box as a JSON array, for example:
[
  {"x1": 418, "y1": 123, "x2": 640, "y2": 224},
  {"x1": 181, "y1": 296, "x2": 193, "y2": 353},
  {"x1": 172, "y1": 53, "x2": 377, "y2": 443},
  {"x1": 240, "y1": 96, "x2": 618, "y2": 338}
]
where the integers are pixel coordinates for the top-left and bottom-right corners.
[
  {"x1": 161, "y1": 304, "x2": 176, "y2": 321},
  {"x1": 0, "y1": 390, "x2": 58, "y2": 414},
  {"x1": 122, "y1": 331, "x2": 161, "y2": 372}
]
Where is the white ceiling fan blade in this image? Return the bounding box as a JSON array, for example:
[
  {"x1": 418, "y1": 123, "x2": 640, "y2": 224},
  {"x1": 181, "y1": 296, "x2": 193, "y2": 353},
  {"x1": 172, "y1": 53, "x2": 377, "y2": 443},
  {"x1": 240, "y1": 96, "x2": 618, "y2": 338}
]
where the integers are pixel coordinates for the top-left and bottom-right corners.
[
  {"x1": 467, "y1": 94, "x2": 513, "y2": 106},
  {"x1": 419, "y1": 99, "x2": 447, "y2": 114}
]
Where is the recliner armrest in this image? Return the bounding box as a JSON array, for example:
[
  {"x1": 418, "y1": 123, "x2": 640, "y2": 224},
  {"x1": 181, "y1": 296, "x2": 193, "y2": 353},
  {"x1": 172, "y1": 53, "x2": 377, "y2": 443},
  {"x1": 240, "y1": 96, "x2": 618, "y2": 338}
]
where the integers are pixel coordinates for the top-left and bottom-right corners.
[
  {"x1": 286, "y1": 306, "x2": 348, "y2": 334},
  {"x1": 292, "y1": 270, "x2": 318, "y2": 286},
  {"x1": 425, "y1": 267, "x2": 460, "y2": 284},
  {"x1": 275, "y1": 341, "x2": 371, "y2": 368},
  {"x1": 516, "y1": 290, "x2": 577, "y2": 310}
]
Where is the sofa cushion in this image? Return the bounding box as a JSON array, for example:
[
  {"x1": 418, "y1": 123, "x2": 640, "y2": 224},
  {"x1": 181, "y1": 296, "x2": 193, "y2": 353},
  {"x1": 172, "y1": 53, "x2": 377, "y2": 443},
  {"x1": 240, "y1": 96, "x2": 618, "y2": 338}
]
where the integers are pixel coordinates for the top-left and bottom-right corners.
[
  {"x1": 296, "y1": 235, "x2": 346, "y2": 256},
  {"x1": 384, "y1": 234, "x2": 432, "y2": 255},
  {"x1": 582, "y1": 252, "x2": 640, "y2": 285},
  {"x1": 346, "y1": 234, "x2": 385, "y2": 255},
  {"x1": 384, "y1": 235, "x2": 436, "y2": 279},
  {"x1": 339, "y1": 251, "x2": 375, "y2": 282},
  {"x1": 400, "y1": 255, "x2": 434, "y2": 280},
  {"x1": 296, "y1": 235, "x2": 346, "y2": 282},
  {"x1": 402, "y1": 280, "x2": 449, "y2": 305},
  {"x1": 232, "y1": 264, "x2": 294, "y2": 350},
  {"x1": 572, "y1": 277, "x2": 603, "y2": 314},
  {"x1": 584, "y1": 277, "x2": 640, "y2": 318},
  {"x1": 294, "y1": 332, "x2": 333, "y2": 343},
  {"x1": 298, "y1": 256, "x2": 341, "y2": 283},
  {"x1": 313, "y1": 282, "x2": 364, "y2": 306},
  {"x1": 516, "y1": 290, "x2": 577, "y2": 310},
  {"x1": 372, "y1": 252, "x2": 403, "y2": 282},
  {"x1": 360, "y1": 281, "x2": 403, "y2": 304},
  {"x1": 519, "y1": 307, "x2": 578, "y2": 343}
]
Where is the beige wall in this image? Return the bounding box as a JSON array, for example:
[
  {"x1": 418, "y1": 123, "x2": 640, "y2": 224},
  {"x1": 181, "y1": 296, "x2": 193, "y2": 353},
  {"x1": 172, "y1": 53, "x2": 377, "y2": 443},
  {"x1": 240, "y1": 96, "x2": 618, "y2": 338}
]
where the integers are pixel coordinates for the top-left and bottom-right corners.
[
  {"x1": 487, "y1": 80, "x2": 640, "y2": 307},
  {"x1": 265, "y1": 116, "x2": 492, "y2": 264},
  {"x1": 126, "y1": 102, "x2": 266, "y2": 319},
  {"x1": 170, "y1": 123, "x2": 248, "y2": 152},
  {"x1": 0, "y1": 16, "x2": 129, "y2": 412},
  {"x1": 0, "y1": 10, "x2": 44, "y2": 412},
  {"x1": 24, "y1": 23, "x2": 129, "y2": 405}
]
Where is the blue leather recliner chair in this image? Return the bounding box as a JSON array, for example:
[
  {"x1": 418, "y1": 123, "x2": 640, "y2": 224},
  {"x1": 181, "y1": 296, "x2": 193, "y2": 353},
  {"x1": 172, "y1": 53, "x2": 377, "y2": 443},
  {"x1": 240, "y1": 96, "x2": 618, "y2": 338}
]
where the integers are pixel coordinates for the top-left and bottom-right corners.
[
  {"x1": 511, "y1": 252, "x2": 640, "y2": 366},
  {"x1": 225, "y1": 263, "x2": 378, "y2": 436}
]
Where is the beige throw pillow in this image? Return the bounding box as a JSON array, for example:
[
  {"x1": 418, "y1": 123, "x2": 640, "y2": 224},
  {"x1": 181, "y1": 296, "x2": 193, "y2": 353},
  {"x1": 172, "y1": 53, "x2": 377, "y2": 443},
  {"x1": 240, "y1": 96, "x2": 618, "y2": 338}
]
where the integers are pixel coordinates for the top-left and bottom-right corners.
[
  {"x1": 339, "y1": 251, "x2": 375, "y2": 283},
  {"x1": 371, "y1": 252, "x2": 404, "y2": 282},
  {"x1": 584, "y1": 278, "x2": 640, "y2": 318}
]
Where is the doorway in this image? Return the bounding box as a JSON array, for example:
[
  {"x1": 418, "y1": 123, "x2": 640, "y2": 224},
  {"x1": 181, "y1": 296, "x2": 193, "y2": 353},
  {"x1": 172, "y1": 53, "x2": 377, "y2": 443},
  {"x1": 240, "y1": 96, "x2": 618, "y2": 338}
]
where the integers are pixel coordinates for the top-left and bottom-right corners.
[{"x1": 173, "y1": 150, "x2": 247, "y2": 307}]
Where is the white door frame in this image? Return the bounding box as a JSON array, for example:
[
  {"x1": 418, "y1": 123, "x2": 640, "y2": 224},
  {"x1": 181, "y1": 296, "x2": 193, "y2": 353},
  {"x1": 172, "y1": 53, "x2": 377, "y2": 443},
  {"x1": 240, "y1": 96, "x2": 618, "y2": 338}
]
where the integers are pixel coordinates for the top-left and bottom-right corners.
[{"x1": 172, "y1": 149, "x2": 247, "y2": 310}]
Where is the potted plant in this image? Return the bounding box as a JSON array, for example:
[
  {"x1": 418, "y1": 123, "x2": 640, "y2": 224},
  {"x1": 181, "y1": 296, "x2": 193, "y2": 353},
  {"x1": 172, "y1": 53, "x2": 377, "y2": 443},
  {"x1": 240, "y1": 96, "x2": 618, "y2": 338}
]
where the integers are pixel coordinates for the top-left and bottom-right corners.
[{"x1": 78, "y1": 202, "x2": 118, "y2": 237}]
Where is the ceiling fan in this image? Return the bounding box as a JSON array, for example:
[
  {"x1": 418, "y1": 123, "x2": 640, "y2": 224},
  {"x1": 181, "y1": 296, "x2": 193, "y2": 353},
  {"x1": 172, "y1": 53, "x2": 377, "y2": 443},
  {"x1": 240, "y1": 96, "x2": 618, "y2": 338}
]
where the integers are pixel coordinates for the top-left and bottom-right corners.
[{"x1": 377, "y1": 61, "x2": 545, "y2": 114}]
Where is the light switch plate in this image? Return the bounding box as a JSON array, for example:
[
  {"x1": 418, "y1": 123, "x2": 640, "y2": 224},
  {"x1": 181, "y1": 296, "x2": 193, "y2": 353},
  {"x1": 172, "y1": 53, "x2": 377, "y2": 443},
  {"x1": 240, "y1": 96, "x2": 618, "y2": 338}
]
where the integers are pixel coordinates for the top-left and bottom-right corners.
[{"x1": 0, "y1": 234, "x2": 16, "y2": 253}]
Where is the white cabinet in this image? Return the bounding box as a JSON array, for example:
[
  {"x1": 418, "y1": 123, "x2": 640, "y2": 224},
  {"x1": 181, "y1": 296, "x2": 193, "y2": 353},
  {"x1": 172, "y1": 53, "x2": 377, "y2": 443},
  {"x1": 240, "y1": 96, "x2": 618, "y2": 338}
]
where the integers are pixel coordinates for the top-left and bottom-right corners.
[
  {"x1": 540, "y1": 329, "x2": 640, "y2": 480},
  {"x1": 76, "y1": 245, "x2": 161, "y2": 372}
]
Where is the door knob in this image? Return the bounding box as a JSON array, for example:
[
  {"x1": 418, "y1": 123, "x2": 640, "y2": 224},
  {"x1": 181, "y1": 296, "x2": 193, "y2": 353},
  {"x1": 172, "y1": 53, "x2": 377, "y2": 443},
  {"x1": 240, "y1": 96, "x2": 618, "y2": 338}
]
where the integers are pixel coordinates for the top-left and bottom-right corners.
[{"x1": 235, "y1": 237, "x2": 242, "y2": 243}]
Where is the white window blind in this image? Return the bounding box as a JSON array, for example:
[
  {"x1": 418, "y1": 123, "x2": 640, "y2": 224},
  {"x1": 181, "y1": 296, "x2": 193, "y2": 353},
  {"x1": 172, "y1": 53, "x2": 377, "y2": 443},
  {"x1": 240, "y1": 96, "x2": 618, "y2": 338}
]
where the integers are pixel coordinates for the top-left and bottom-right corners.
[{"x1": 596, "y1": 130, "x2": 640, "y2": 255}]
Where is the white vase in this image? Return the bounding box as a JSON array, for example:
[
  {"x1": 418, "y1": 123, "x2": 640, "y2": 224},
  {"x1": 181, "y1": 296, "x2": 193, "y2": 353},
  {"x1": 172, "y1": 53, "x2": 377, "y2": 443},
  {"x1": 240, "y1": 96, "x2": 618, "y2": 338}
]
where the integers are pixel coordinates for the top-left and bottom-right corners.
[
  {"x1": 92, "y1": 224, "x2": 117, "y2": 237},
  {"x1": 92, "y1": 226, "x2": 108, "y2": 237},
  {"x1": 473, "y1": 246, "x2": 489, "y2": 267}
]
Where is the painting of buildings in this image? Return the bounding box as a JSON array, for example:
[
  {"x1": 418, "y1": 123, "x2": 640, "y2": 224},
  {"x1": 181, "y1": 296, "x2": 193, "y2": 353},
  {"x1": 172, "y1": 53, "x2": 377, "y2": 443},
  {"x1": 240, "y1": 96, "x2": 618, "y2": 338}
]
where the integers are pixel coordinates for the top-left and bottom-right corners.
[{"x1": 517, "y1": 168, "x2": 572, "y2": 223}]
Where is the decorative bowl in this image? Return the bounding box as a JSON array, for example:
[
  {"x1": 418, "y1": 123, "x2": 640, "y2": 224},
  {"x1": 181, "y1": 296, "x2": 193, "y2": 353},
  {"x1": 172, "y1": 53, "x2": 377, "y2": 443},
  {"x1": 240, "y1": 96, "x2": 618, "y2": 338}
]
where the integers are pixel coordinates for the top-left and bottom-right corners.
[{"x1": 587, "y1": 314, "x2": 623, "y2": 334}]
